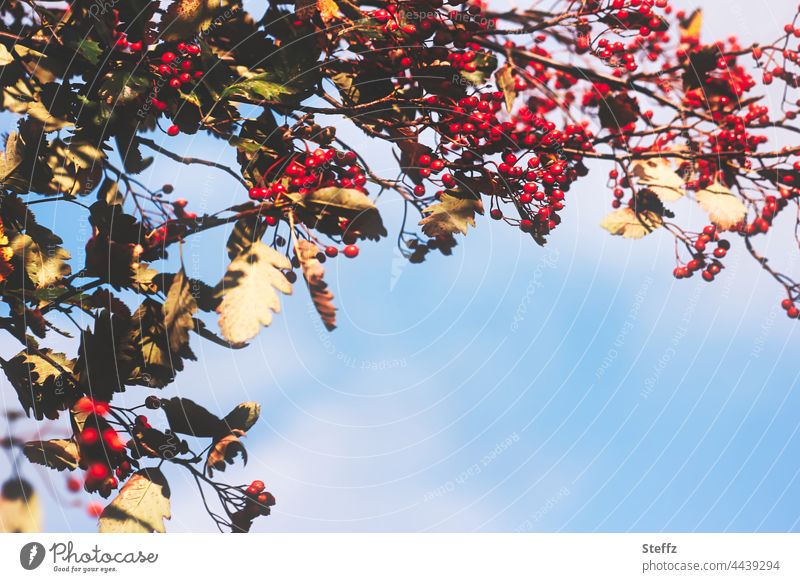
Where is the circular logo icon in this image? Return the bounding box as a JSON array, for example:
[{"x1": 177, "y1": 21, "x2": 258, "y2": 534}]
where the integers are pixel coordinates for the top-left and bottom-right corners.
[{"x1": 19, "y1": 542, "x2": 45, "y2": 570}]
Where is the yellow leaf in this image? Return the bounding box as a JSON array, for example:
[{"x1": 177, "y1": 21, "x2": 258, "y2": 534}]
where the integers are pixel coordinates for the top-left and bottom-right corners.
[
  {"x1": 419, "y1": 194, "x2": 483, "y2": 236},
  {"x1": 695, "y1": 181, "x2": 747, "y2": 230},
  {"x1": 600, "y1": 207, "x2": 663, "y2": 239},
  {"x1": 631, "y1": 157, "x2": 685, "y2": 202},
  {"x1": 216, "y1": 242, "x2": 293, "y2": 346},
  {"x1": 98, "y1": 469, "x2": 171, "y2": 533}
]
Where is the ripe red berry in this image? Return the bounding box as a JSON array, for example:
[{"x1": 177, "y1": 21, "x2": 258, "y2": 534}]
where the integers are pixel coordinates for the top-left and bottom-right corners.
[
  {"x1": 67, "y1": 477, "x2": 81, "y2": 493},
  {"x1": 80, "y1": 427, "x2": 99, "y2": 446},
  {"x1": 87, "y1": 463, "x2": 109, "y2": 481},
  {"x1": 161, "y1": 52, "x2": 176, "y2": 64},
  {"x1": 325, "y1": 246, "x2": 338, "y2": 258},
  {"x1": 343, "y1": 244, "x2": 359, "y2": 258},
  {"x1": 87, "y1": 501, "x2": 104, "y2": 518},
  {"x1": 167, "y1": 125, "x2": 180, "y2": 137}
]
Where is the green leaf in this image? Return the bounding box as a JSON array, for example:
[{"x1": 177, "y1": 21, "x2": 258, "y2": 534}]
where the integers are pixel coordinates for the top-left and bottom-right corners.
[
  {"x1": 222, "y1": 75, "x2": 297, "y2": 102},
  {"x1": 98, "y1": 468, "x2": 171, "y2": 533},
  {"x1": 70, "y1": 39, "x2": 102, "y2": 65}
]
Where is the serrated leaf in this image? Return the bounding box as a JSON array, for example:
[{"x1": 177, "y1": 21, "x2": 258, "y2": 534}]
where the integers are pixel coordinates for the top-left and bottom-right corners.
[
  {"x1": 295, "y1": 239, "x2": 336, "y2": 331},
  {"x1": 4, "y1": 348, "x2": 76, "y2": 420},
  {"x1": 600, "y1": 207, "x2": 663, "y2": 239},
  {"x1": 631, "y1": 157, "x2": 685, "y2": 202},
  {"x1": 128, "y1": 299, "x2": 194, "y2": 388},
  {"x1": 495, "y1": 64, "x2": 517, "y2": 112},
  {"x1": 98, "y1": 468, "x2": 171, "y2": 533},
  {"x1": 162, "y1": 269, "x2": 197, "y2": 355},
  {"x1": 419, "y1": 193, "x2": 483, "y2": 236},
  {"x1": 11, "y1": 234, "x2": 71, "y2": 289},
  {"x1": 226, "y1": 216, "x2": 267, "y2": 260},
  {"x1": 158, "y1": 0, "x2": 218, "y2": 42},
  {"x1": 22, "y1": 439, "x2": 79, "y2": 471},
  {"x1": 222, "y1": 76, "x2": 296, "y2": 102},
  {"x1": 216, "y1": 242, "x2": 293, "y2": 346},
  {"x1": 223, "y1": 402, "x2": 261, "y2": 433},
  {"x1": 695, "y1": 181, "x2": 747, "y2": 230}
]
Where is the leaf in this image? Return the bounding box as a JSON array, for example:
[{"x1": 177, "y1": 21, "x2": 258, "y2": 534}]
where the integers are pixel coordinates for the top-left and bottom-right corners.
[
  {"x1": 222, "y1": 76, "x2": 297, "y2": 103},
  {"x1": 318, "y1": 0, "x2": 342, "y2": 23},
  {"x1": 495, "y1": 64, "x2": 517, "y2": 112},
  {"x1": 0, "y1": 478, "x2": 41, "y2": 533},
  {"x1": 631, "y1": 157, "x2": 685, "y2": 202},
  {"x1": 206, "y1": 431, "x2": 247, "y2": 476},
  {"x1": 598, "y1": 92, "x2": 640, "y2": 130},
  {"x1": 293, "y1": 187, "x2": 387, "y2": 240},
  {"x1": 128, "y1": 299, "x2": 195, "y2": 388},
  {"x1": 295, "y1": 239, "x2": 336, "y2": 331},
  {"x1": 222, "y1": 402, "x2": 261, "y2": 433},
  {"x1": 695, "y1": 181, "x2": 747, "y2": 230},
  {"x1": 158, "y1": 0, "x2": 219, "y2": 42},
  {"x1": 0, "y1": 132, "x2": 24, "y2": 182},
  {"x1": 162, "y1": 269, "x2": 198, "y2": 355},
  {"x1": 69, "y1": 38, "x2": 103, "y2": 65},
  {"x1": 216, "y1": 242, "x2": 293, "y2": 346},
  {"x1": 98, "y1": 468, "x2": 171, "y2": 533},
  {"x1": 419, "y1": 193, "x2": 484, "y2": 236},
  {"x1": 11, "y1": 234, "x2": 71, "y2": 289},
  {"x1": 227, "y1": 216, "x2": 268, "y2": 260},
  {"x1": 4, "y1": 348, "x2": 76, "y2": 420},
  {"x1": 679, "y1": 8, "x2": 703, "y2": 39},
  {"x1": 162, "y1": 397, "x2": 223, "y2": 438},
  {"x1": 600, "y1": 207, "x2": 663, "y2": 239},
  {"x1": 22, "y1": 439, "x2": 79, "y2": 471}
]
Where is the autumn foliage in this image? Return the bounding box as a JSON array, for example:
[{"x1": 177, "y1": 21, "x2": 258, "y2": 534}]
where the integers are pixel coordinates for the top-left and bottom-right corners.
[{"x1": 1, "y1": 0, "x2": 800, "y2": 532}]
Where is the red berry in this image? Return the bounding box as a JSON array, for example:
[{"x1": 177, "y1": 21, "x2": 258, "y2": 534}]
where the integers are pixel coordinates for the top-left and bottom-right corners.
[
  {"x1": 87, "y1": 463, "x2": 109, "y2": 481},
  {"x1": 167, "y1": 125, "x2": 180, "y2": 137},
  {"x1": 325, "y1": 246, "x2": 338, "y2": 258},
  {"x1": 87, "y1": 501, "x2": 104, "y2": 518},
  {"x1": 343, "y1": 244, "x2": 359, "y2": 258},
  {"x1": 67, "y1": 477, "x2": 81, "y2": 493},
  {"x1": 80, "y1": 427, "x2": 99, "y2": 446},
  {"x1": 250, "y1": 480, "x2": 265, "y2": 494},
  {"x1": 161, "y1": 52, "x2": 176, "y2": 64}
]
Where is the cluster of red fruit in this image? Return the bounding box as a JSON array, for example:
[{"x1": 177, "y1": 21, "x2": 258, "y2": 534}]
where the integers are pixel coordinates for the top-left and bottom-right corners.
[
  {"x1": 673, "y1": 225, "x2": 730, "y2": 282},
  {"x1": 73, "y1": 398, "x2": 132, "y2": 498},
  {"x1": 248, "y1": 149, "x2": 365, "y2": 201}
]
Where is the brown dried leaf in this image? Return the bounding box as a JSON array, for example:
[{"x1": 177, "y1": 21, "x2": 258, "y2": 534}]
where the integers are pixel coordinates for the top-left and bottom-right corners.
[{"x1": 295, "y1": 239, "x2": 336, "y2": 331}]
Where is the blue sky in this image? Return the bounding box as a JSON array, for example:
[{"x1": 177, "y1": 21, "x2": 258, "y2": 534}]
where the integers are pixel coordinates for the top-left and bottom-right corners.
[{"x1": 2, "y1": 0, "x2": 800, "y2": 533}]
